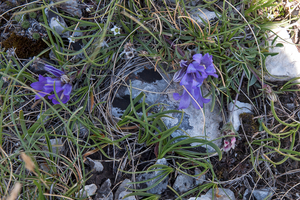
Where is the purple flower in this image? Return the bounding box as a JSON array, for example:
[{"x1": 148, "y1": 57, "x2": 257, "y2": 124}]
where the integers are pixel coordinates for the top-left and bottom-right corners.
[
  {"x1": 173, "y1": 84, "x2": 210, "y2": 109},
  {"x1": 173, "y1": 53, "x2": 218, "y2": 109},
  {"x1": 31, "y1": 65, "x2": 72, "y2": 104},
  {"x1": 193, "y1": 53, "x2": 218, "y2": 78}
]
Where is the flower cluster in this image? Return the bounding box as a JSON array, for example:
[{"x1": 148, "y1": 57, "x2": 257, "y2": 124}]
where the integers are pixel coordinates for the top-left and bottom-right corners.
[
  {"x1": 221, "y1": 122, "x2": 237, "y2": 152},
  {"x1": 173, "y1": 53, "x2": 218, "y2": 109},
  {"x1": 31, "y1": 65, "x2": 72, "y2": 104}
]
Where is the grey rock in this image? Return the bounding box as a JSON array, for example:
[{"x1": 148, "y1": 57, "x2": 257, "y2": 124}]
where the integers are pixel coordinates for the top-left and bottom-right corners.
[
  {"x1": 173, "y1": 173, "x2": 194, "y2": 193},
  {"x1": 114, "y1": 179, "x2": 132, "y2": 200},
  {"x1": 136, "y1": 158, "x2": 168, "y2": 194},
  {"x1": 72, "y1": 122, "x2": 89, "y2": 138},
  {"x1": 96, "y1": 179, "x2": 113, "y2": 200},
  {"x1": 189, "y1": 188, "x2": 235, "y2": 200},
  {"x1": 118, "y1": 191, "x2": 136, "y2": 200},
  {"x1": 163, "y1": 86, "x2": 223, "y2": 152},
  {"x1": 43, "y1": 138, "x2": 64, "y2": 157},
  {"x1": 243, "y1": 188, "x2": 276, "y2": 200},
  {"x1": 54, "y1": 0, "x2": 82, "y2": 17},
  {"x1": 194, "y1": 168, "x2": 206, "y2": 185},
  {"x1": 265, "y1": 27, "x2": 300, "y2": 82},
  {"x1": 228, "y1": 100, "x2": 253, "y2": 131},
  {"x1": 112, "y1": 65, "x2": 223, "y2": 152},
  {"x1": 29, "y1": 57, "x2": 49, "y2": 75},
  {"x1": 191, "y1": 8, "x2": 219, "y2": 26},
  {"x1": 45, "y1": 7, "x2": 69, "y2": 36},
  {"x1": 76, "y1": 184, "x2": 97, "y2": 198},
  {"x1": 87, "y1": 157, "x2": 104, "y2": 172}
]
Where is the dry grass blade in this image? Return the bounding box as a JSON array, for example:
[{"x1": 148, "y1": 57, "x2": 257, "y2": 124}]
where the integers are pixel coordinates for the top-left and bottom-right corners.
[
  {"x1": 20, "y1": 152, "x2": 35, "y2": 172},
  {"x1": 6, "y1": 182, "x2": 22, "y2": 200}
]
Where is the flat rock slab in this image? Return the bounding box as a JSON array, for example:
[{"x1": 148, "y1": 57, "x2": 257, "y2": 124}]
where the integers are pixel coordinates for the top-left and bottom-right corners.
[
  {"x1": 173, "y1": 173, "x2": 194, "y2": 194},
  {"x1": 112, "y1": 65, "x2": 223, "y2": 152},
  {"x1": 188, "y1": 188, "x2": 235, "y2": 200},
  {"x1": 136, "y1": 158, "x2": 169, "y2": 195},
  {"x1": 265, "y1": 27, "x2": 300, "y2": 82}
]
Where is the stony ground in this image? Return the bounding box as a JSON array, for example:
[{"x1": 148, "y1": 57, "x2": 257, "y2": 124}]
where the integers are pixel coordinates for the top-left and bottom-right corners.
[{"x1": 1, "y1": 0, "x2": 300, "y2": 200}]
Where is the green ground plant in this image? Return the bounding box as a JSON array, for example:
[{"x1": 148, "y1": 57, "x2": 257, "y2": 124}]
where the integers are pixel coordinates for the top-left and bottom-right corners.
[{"x1": 1, "y1": 0, "x2": 299, "y2": 199}]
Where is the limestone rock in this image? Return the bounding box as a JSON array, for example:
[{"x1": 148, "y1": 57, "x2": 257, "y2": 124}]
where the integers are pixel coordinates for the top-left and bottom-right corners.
[
  {"x1": 136, "y1": 158, "x2": 168, "y2": 194},
  {"x1": 265, "y1": 27, "x2": 300, "y2": 82},
  {"x1": 96, "y1": 179, "x2": 113, "y2": 200},
  {"x1": 76, "y1": 184, "x2": 97, "y2": 198},
  {"x1": 188, "y1": 188, "x2": 235, "y2": 200},
  {"x1": 228, "y1": 100, "x2": 253, "y2": 131},
  {"x1": 112, "y1": 65, "x2": 223, "y2": 152},
  {"x1": 243, "y1": 188, "x2": 276, "y2": 200},
  {"x1": 114, "y1": 179, "x2": 133, "y2": 200},
  {"x1": 173, "y1": 173, "x2": 194, "y2": 193}
]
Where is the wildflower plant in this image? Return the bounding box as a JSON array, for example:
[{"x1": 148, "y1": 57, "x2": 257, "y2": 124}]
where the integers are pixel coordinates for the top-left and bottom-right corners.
[
  {"x1": 31, "y1": 65, "x2": 72, "y2": 104},
  {"x1": 173, "y1": 53, "x2": 218, "y2": 109},
  {"x1": 110, "y1": 25, "x2": 121, "y2": 35}
]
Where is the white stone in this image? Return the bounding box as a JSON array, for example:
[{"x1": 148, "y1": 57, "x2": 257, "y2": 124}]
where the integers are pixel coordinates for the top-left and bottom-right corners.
[
  {"x1": 118, "y1": 191, "x2": 136, "y2": 200},
  {"x1": 76, "y1": 184, "x2": 97, "y2": 198},
  {"x1": 164, "y1": 86, "x2": 223, "y2": 152},
  {"x1": 243, "y1": 188, "x2": 276, "y2": 200},
  {"x1": 173, "y1": 173, "x2": 194, "y2": 193},
  {"x1": 87, "y1": 157, "x2": 104, "y2": 172},
  {"x1": 228, "y1": 100, "x2": 252, "y2": 131},
  {"x1": 136, "y1": 158, "x2": 168, "y2": 194},
  {"x1": 53, "y1": 0, "x2": 82, "y2": 17},
  {"x1": 265, "y1": 27, "x2": 300, "y2": 82},
  {"x1": 114, "y1": 179, "x2": 132, "y2": 200},
  {"x1": 191, "y1": 8, "x2": 219, "y2": 25},
  {"x1": 189, "y1": 188, "x2": 235, "y2": 200},
  {"x1": 194, "y1": 168, "x2": 206, "y2": 185},
  {"x1": 45, "y1": 6, "x2": 69, "y2": 36},
  {"x1": 43, "y1": 138, "x2": 65, "y2": 157},
  {"x1": 112, "y1": 66, "x2": 223, "y2": 152},
  {"x1": 97, "y1": 179, "x2": 113, "y2": 200}
]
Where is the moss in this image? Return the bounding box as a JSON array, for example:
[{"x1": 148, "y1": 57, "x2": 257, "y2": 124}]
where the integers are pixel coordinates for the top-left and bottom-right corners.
[
  {"x1": 29, "y1": 12, "x2": 37, "y2": 19},
  {"x1": 32, "y1": 33, "x2": 40, "y2": 40},
  {"x1": 239, "y1": 113, "x2": 259, "y2": 135},
  {"x1": 26, "y1": 3, "x2": 36, "y2": 9},
  {"x1": 2, "y1": 32, "x2": 49, "y2": 59},
  {"x1": 21, "y1": 20, "x2": 30, "y2": 29},
  {"x1": 14, "y1": 15, "x2": 22, "y2": 22},
  {"x1": 38, "y1": 15, "x2": 44, "y2": 22}
]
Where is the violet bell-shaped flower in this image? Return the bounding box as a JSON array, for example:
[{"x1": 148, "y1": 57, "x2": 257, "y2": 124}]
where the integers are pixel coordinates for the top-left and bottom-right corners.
[
  {"x1": 31, "y1": 65, "x2": 72, "y2": 104},
  {"x1": 173, "y1": 53, "x2": 218, "y2": 109},
  {"x1": 173, "y1": 82, "x2": 210, "y2": 109}
]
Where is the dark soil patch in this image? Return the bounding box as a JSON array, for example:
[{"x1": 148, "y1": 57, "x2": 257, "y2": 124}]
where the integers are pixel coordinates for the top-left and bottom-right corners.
[{"x1": 2, "y1": 32, "x2": 49, "y2": 58}]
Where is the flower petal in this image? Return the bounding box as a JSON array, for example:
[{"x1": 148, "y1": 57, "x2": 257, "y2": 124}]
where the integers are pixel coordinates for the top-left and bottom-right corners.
[
  {"x1": 223, "y1": 140, "x2": 231, "y2": 152},
  {"x1": 48, "y1": 91, "x2": 62, "y2": 104},
  {"x1": 192, "y1": 53, "x2": 202, "y2": 64},
  {"x1": 178, "y1": 89, "x2": 191, "y2": 109},
  {"x1": 180, "y1": 73, "x2": 193, "y2": 86},
  {"x1": 53, "y1": 81, "x2": 64, "y2": 93},
  {"x1": 205, "y1": 64, "x2": 218, "y2": 78},
  {"x1": 63, "y1": 84, "x2": 72, "y2": 96},
  {"x1": 180, "y1": 60, "x2": 188, "y2": 68},
  {"x1": 31, "y1": 75, "x2": 47, "y2": 90},
  {"x1": 200, "y1": 53, "x2": 213, "y2": 67},
  {"x1": 173, "y1": 68, "x2": 186, "y2": 82},
  {"x1": 173, "y1": 93, "x2": 181, "y2": 100},
  {"x1": 231, "y1": 137, "x2": 236, "y2": 149},
  {"x1": 35, "y1": 91, "x2": 49, "y2": 100},
  {"x1": 44, "y1": 65, "x2": 64, "y2": 77},
  {"x1": 60, "y1": 94, "x2": 70, "y2": 104}
]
